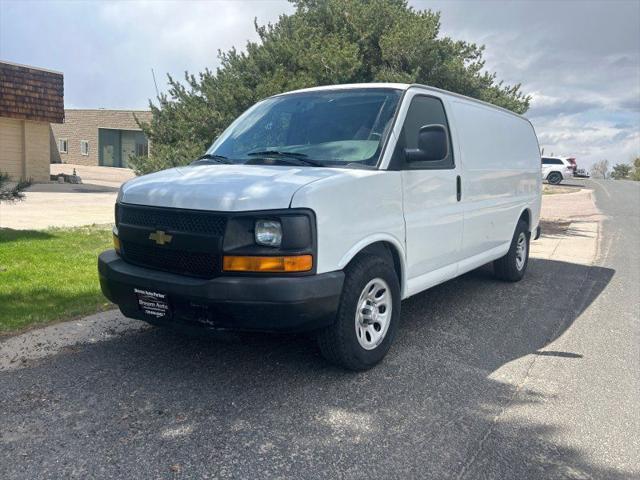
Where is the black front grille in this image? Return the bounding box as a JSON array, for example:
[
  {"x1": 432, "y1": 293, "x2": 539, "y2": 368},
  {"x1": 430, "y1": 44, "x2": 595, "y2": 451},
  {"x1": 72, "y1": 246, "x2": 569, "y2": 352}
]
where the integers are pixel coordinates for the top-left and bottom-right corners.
[
  {"x1": 118, "y1": 204, "x2": 227, "y2": 236},
  {"x1": 121, "y1": 241, "x2": 217, "y2": 278},
  {"x1": 117, "y1": 204, "x2": 224, "y2": 278}
]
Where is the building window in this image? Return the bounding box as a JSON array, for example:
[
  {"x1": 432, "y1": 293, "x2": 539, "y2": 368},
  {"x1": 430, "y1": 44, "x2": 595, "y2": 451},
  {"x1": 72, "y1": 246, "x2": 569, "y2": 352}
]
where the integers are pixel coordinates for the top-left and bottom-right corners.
[
  {"x1": 59, "y1": 139, "x2": 68, "y2": 153},
  {"x1": 135, "y1": 142, "x2": 149, "y2": 157},
  {"x1": 80, "y1": 140, "x2": 89, "y2": 156}
]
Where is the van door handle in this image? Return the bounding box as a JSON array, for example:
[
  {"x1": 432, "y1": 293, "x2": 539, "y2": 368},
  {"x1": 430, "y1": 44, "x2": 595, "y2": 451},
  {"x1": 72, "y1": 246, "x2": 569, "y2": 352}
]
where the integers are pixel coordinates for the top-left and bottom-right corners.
[{"x1": 456, "y1": 175, "x2": 462, "y2": 201}]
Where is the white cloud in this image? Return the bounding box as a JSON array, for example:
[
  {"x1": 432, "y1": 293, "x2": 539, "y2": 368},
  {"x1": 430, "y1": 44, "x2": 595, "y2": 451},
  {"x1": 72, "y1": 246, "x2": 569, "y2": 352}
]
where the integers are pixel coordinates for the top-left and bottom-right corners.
[
  {"x1": 533, "y1": 115, "x2": 640, "y2": 166},
  {"x1": 98, "y1": 1, "x2": 292, "y2": 74},
  {"x1": 91, "y1": 0, "x2": 292, "y2": 107},
  {"x1": 424, "y1": 0, "x2": 640, "y2": 168}
]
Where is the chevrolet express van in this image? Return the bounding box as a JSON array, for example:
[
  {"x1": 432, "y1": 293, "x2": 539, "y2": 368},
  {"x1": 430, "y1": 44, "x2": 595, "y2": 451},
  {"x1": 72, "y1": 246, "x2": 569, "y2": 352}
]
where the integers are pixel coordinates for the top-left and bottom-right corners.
[{"x1": 99, "y1": 83, "x2": 542, "y2": 370}]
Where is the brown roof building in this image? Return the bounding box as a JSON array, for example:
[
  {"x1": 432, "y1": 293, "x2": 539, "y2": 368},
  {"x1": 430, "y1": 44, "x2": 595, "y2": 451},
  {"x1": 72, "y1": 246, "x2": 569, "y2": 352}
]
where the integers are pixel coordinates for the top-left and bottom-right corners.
[{"x1": 0, "y1": 60, "x2": 64, "y2": 182}]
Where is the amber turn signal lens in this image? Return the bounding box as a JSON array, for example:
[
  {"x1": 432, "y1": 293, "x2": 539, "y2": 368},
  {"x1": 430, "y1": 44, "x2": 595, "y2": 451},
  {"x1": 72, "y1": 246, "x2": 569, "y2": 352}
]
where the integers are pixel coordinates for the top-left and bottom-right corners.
[
  {"x1": 223, "y1": 255, "x2": 313, "y2": 272},
  {"x1": 113, "y1": 234, "x2": 121, "y2": 253}
]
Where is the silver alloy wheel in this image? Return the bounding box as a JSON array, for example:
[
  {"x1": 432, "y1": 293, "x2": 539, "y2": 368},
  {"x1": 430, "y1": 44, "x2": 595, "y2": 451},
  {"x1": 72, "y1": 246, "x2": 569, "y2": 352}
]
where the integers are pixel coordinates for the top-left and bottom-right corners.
[
  {"x1": 515, "y1": 232, "x2": 527, "y2": 271},
  {"x1": 355, "y1": 278, "x2": 392, "y2": 350}
]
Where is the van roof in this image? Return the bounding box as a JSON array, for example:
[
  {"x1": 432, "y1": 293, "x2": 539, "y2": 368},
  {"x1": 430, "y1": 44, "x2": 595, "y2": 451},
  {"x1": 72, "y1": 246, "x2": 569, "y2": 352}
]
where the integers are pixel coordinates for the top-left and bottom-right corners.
[{"x1": 275, "y1": 82, "x2": 527, "y2": 121}]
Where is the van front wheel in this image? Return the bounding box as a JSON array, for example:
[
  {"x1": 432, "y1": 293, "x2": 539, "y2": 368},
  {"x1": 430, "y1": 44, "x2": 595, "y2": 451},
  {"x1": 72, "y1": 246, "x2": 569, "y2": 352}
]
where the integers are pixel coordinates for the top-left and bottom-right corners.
[
  {"x1": 494, "y1": 220, "x2": 530, "y2": 282},
  {"x1": 317, "y1": 255, "x2": 401, "y2": 370}
]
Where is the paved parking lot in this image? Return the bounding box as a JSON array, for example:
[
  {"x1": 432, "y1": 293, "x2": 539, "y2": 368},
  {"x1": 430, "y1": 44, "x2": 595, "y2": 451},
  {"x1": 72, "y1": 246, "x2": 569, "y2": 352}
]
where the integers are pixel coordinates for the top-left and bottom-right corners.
[
  {"x1": 0, "y1": 164, "x2": 132, "y2": 230},
  {"x1": 1, "y1": 179, "x2": 638, "y2": 479}
]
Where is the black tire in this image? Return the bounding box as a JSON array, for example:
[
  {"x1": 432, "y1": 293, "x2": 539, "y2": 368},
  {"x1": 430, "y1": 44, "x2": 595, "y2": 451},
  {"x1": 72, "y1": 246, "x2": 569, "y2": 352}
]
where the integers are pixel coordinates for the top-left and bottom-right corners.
[
  {"x1": 547, "y1": 172, "x2": 563, "y2": 185},
  {"x1": 493, "y1": 219, "x2": 530, "y2": 282},
  {"x1": 317, "y1": 255, "x2": 401, "y2": 371}
]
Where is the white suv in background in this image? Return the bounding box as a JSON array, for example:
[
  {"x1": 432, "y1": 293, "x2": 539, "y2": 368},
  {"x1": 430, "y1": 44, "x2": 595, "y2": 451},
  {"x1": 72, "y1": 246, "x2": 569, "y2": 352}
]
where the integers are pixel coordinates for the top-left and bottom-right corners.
[{"x1": 542, "y1": 156, "x2": 574, "y2": 185}]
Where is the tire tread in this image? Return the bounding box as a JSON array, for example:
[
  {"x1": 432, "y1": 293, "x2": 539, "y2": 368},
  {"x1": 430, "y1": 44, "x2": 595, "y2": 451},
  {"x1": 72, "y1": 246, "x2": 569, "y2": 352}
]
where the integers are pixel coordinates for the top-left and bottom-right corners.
[
  {"x1": 493, "y1": 219, "x2": 529, "y2": 282},
  {"x1": 317, "y1": 254, "x2": 399, "y2": 370}
]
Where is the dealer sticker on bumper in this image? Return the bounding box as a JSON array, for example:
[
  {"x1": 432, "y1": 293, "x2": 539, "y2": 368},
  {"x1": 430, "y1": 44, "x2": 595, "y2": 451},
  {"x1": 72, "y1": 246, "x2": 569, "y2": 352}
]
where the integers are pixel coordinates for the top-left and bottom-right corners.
[{"x1": 135, "y1": 288, "x2": 171, "y2": 319}]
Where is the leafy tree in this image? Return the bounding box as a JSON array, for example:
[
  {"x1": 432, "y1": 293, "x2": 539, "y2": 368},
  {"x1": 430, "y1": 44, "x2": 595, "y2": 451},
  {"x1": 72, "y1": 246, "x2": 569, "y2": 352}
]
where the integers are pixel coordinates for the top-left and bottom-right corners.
[
  {"x1": 631, "y1": 156, "x2": 640, "y2": 181},
  {"x1": 132, "y1": 0, "x2": 531, "y2": 174},
  {"x1": 591, "y1": 159, "x2": 609, "y2": 179},
  {"x1": 0, "y1": 172, "x2": 31, "y2": 203},
  {"x1": 610, "y1": 163, "x2": 632, "y2": 180}
]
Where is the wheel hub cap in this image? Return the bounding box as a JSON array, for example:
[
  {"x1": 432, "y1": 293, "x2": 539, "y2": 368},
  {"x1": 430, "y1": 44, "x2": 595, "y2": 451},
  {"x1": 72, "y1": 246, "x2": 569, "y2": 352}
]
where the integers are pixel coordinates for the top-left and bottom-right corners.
[
  {"x1": 515, "y1": 232, "x2": 527, "y2": 271},
  {"x1": 355, "y1": 278, "x2": 392, "y2": 350}
]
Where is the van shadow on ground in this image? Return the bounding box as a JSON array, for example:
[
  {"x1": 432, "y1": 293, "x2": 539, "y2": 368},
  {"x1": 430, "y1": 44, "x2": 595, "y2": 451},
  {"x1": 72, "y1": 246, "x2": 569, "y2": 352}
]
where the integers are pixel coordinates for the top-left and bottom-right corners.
[{"x1": 1, "y1": 258, "x2": 626, "y2": 479}]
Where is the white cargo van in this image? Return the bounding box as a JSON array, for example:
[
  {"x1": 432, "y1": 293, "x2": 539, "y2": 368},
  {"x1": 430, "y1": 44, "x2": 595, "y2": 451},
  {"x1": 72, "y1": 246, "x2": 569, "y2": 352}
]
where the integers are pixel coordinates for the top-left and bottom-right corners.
[{"x1": 99, "y1": 83, "x2": 542, "y2": 370}]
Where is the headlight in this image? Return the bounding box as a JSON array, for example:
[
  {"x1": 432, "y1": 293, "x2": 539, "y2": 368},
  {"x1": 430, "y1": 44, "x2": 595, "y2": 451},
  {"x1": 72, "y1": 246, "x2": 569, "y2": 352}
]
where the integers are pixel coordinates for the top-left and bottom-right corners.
[{"x1": 255, "y1": 220, "x2": 282, "y2": 247}]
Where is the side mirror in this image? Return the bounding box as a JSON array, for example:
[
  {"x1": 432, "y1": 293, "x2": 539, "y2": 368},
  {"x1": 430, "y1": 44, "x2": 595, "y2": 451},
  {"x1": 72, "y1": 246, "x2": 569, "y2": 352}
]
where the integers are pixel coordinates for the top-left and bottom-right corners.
[{"x1": 405, "y1": 124, "x2": 449, "y2": 162}]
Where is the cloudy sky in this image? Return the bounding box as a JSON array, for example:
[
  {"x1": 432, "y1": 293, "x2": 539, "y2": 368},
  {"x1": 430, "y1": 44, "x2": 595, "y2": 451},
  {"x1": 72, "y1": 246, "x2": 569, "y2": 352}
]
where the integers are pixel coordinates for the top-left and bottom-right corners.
[{"x1": 1, "y1": 0, "x2": 638, "y2": 168}]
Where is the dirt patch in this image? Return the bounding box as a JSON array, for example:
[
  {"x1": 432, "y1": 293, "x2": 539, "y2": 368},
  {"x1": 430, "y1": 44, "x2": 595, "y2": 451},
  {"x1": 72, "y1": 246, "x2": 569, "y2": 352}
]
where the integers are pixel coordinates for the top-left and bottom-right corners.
[
  {"x1": 0, "y1": 310, "x2": 149, "y2": 372},
  {"x1": 539, "y1": 219, "x2": 571, "y2": 236},
  {"x1": 543, "y1": 185, "x2": 578, "y2": 195}
]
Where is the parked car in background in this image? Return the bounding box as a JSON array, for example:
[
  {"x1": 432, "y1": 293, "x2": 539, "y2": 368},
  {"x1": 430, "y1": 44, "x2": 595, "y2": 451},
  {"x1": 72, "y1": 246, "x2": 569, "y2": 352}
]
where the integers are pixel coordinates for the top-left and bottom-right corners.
[
  {"x1": 99, "y1": 83, "x2": 542, "y2": 370},
  {"x1": 565, "y1": 157, "x2": 577, "y2": 173},
  {"x1": 574, "y1": 168, "x2": 590, "y2": 178},
  {"x1": 542, "y1": 156, "x2": 574, "y2": 185}
]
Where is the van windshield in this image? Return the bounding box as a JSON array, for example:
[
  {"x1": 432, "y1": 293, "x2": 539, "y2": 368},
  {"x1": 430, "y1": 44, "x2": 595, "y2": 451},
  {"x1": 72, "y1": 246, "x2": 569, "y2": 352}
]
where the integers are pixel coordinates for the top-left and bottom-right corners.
[{"x1": 206, "y1": 88, "x2": 402, "y2": 168}]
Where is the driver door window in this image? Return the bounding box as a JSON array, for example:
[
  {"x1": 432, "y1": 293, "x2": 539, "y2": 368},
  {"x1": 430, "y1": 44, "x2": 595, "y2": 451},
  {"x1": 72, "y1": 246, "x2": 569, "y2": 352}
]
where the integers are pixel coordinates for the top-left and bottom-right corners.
[{"x1": 394, "y1": 96, "x2": 454, "y2": 170}]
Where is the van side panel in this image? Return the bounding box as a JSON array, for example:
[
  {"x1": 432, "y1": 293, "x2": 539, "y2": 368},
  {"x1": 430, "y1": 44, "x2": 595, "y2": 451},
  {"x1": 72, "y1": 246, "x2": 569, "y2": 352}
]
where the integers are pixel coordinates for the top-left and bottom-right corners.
[{"x1": 449, "y1": 100, "x2": 541, "y2": 260}]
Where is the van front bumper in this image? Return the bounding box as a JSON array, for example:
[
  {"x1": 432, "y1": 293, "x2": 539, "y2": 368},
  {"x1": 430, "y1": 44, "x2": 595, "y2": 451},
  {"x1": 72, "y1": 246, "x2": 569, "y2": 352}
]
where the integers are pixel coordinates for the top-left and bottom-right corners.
[{"x1": 98, "y1": 250, "x2": 344, "y2": 332}]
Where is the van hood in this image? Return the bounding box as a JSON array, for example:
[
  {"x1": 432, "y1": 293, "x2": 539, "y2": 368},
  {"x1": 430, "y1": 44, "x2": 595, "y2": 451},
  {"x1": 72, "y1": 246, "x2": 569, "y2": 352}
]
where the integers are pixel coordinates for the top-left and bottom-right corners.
[{"x1": 119, "y1": 164, "x2": 344, "y2": 211}]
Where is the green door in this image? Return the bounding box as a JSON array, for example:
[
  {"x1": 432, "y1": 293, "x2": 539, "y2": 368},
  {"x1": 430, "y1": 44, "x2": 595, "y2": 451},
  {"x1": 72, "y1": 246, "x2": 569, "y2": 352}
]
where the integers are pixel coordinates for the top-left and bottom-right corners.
[{"x1": 99, "y1": 129, "x2": 122, "y2": 167}]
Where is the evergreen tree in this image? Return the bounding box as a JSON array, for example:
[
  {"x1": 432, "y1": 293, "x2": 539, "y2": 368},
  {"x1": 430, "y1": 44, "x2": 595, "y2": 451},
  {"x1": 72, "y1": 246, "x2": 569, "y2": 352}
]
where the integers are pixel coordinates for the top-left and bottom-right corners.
[
  {"x1": 631, "y1": 157, "x2": 640, "y2": 181},
  {"x1": 132, "y1": 0, "x2": 531, "y2": 174},
  {"x1": 611, "y1": 163, "x2": 632, "y2": 180}
]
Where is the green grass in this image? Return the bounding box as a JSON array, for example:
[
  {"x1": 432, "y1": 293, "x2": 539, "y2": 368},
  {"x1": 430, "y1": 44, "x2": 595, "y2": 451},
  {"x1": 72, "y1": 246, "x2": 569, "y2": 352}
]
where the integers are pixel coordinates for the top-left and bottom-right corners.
[{"x1": 0, "y1": 225, "x2": 114, "y2": 334}]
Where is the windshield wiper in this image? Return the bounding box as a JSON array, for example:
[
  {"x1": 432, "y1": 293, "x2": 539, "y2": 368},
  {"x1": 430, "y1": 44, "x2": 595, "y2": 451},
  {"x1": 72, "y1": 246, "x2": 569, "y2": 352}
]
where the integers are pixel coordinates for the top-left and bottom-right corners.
[
  {"x1": 191, "y1": 153, "x2": 232, "y2": 165},
  {"x1": 246, "y1": 150, "x2": 325, "y2": 167}
]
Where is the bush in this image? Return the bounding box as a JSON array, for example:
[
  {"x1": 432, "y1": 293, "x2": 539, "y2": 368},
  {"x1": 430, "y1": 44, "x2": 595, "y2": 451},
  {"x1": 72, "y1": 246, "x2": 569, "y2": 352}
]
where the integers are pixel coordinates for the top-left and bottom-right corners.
[{"x1": 0, "y1": 172, "x2": 31, "y2": 203}]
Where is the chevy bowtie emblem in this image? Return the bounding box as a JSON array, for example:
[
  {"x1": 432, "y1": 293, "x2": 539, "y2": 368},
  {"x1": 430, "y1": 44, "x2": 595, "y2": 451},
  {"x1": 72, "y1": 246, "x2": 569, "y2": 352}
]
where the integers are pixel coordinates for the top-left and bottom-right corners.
[{"x1": 149, "y1": 230, "x2": 173, "y2": 245}]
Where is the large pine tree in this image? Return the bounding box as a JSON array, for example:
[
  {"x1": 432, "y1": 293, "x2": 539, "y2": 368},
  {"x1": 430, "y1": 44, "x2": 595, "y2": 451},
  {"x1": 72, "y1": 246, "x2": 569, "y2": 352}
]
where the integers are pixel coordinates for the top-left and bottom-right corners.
[{"x1": 132, "y1": 0, "x2": 530, "y2": 174}]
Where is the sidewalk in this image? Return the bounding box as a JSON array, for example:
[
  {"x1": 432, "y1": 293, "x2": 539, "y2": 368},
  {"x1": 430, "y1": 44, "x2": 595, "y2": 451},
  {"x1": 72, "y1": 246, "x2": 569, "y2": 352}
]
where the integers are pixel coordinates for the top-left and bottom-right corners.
[
  {"x1": 0, "y1": 164, "x2": 133, "y2": 230},
  {"x1": 50, "y1": 163, "x2": 135, "y2": 188},
  {"x1": 531, "y1": 188, "x2": 602, "y2": 266},
  {"x1": 0, "y1": 191, "x2": 117, "y2": 229}
]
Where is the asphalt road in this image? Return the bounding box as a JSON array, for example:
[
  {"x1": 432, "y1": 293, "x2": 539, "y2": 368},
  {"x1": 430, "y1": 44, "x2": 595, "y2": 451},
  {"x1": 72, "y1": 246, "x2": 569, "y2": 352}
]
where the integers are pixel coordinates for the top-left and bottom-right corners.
[{"x1": 1, "y1": 179, "x2": 638, "y2": 479}]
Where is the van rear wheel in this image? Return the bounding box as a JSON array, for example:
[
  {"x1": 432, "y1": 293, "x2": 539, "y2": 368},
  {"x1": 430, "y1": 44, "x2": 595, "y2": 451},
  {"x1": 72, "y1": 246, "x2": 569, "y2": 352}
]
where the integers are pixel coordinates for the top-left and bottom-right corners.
[
  {"x1": 317, "y1": 255, "x2": 400, "y2": 371},
  {"x1": 494, "y1": 220, "x2": 530, "y2": 282}
]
